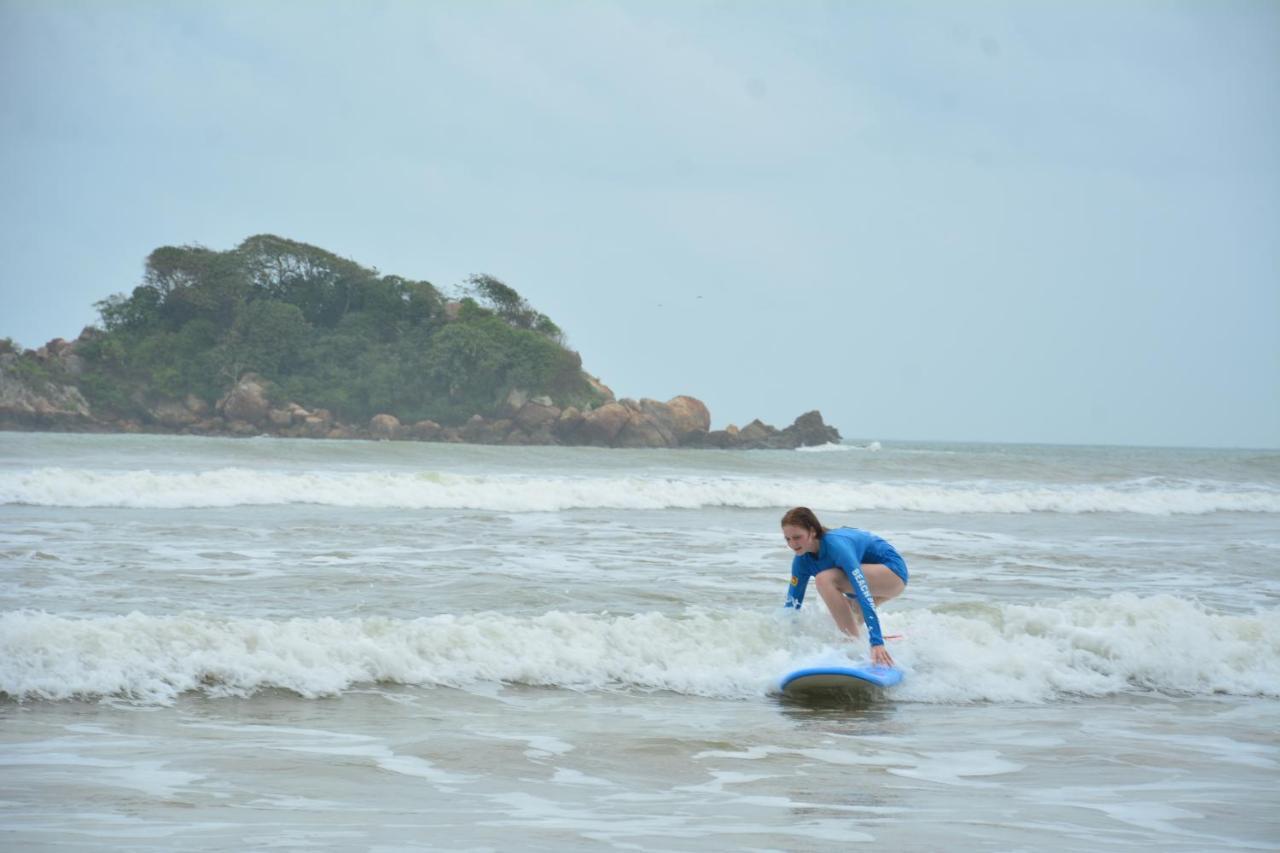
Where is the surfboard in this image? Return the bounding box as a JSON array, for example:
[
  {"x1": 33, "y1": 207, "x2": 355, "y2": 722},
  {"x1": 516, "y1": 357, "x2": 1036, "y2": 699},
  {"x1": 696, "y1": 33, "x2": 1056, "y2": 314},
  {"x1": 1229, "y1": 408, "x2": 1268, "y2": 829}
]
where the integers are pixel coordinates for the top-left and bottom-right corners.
[{"x1": 779, "y1": 663, "x2": 903, "y2": 695}]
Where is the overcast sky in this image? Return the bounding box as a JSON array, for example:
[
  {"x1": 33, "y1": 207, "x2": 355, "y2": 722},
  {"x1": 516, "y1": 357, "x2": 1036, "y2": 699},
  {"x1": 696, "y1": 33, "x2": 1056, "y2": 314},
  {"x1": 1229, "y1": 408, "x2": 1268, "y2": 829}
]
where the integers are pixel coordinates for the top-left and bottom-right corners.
[{"x1": 2, "y1": 0, "x2": 1277, "y2": 448}]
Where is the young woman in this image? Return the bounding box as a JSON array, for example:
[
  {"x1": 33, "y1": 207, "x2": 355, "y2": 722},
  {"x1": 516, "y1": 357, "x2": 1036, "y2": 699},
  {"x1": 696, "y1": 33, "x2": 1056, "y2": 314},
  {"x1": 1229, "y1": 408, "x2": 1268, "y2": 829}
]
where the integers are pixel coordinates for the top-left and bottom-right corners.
[{"x1": 781, "y1": 506, "x2": 908, "y2": 667}]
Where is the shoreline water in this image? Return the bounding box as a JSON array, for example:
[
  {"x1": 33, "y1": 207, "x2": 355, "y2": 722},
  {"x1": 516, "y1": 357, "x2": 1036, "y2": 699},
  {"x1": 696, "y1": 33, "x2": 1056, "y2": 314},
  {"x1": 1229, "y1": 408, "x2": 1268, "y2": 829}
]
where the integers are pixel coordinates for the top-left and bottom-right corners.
[
  {"x1": 4, "y1": 688, "x2": 1277, "y2": 851},
  {"x1": 2, "y1": 432, "x2": 1277, "y2": 850}
]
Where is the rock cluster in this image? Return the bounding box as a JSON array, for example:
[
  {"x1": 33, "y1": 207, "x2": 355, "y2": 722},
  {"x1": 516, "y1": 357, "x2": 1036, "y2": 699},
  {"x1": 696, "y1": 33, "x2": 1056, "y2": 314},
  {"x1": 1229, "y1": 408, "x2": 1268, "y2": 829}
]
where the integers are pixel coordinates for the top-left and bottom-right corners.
[
  {"x1": 307, "y1": 392, "x2": 833, "y2": 449},
  {"x1": 0, "y1": 334, "x2": 94, "y2": 429},
  {"x1": 1, "y1": 335, "x2": 843, "y2": 449}
]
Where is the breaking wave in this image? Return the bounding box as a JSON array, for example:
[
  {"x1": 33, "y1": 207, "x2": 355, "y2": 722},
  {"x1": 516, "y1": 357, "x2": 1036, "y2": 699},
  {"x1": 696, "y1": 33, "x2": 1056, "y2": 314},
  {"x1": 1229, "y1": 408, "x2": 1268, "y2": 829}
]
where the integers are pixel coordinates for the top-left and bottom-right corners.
[
  {"x1": 3, "y1": 595, "x2": 1276, "y2": 704},
  {"x1": 2, "y1": 467, "x2": 1277, "y2": 515}
]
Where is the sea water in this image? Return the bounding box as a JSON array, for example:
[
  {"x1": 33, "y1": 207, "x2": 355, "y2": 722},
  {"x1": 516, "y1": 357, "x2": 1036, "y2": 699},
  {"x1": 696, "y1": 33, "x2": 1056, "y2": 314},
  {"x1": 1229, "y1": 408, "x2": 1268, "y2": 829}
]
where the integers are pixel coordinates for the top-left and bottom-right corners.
[{"x1": 1, "y1": 431, "x2": 1277, "y2": 851}]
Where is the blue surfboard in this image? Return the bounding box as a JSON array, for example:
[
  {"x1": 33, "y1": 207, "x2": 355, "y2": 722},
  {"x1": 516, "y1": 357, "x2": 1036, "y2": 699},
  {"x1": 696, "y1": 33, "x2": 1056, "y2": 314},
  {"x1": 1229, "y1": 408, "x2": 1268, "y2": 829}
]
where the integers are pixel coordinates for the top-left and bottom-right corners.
[{"x1": 779, "y1": 663, "x2": 903, "y2": 695}]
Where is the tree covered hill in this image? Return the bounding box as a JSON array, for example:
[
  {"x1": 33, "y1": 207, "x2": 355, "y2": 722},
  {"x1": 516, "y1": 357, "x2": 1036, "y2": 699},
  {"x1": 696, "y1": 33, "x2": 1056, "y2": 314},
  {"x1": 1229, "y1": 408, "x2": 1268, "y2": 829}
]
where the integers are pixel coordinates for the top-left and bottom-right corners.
[
  {"x1": 71, "y1": 235, "x2": 603, "y2": 426},
  {"x1": 2, "y1": 235, "x2": 841, "y2": 449}
]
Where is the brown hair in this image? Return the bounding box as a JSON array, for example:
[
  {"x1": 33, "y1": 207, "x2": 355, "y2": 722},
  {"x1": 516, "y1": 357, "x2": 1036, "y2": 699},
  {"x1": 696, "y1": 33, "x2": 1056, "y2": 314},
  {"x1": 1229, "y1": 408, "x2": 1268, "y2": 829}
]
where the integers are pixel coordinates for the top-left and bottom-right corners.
[{"x1": 781, "y1": 506, "x2": 826, "y2": 538}]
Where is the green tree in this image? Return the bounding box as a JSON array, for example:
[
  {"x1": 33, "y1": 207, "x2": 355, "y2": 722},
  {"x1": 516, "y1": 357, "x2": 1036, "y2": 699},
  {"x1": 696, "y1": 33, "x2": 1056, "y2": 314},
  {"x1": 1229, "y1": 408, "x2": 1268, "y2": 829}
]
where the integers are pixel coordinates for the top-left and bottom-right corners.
[
  {"x1": 467, "y1": 274, "x2": 562, "y2": 342},
  {"x1": 72, "y1": 236, "x2": 597, "y2": 427},
  {"x1": 214, "y1": 301, "x2": 311, "y2": 381}
]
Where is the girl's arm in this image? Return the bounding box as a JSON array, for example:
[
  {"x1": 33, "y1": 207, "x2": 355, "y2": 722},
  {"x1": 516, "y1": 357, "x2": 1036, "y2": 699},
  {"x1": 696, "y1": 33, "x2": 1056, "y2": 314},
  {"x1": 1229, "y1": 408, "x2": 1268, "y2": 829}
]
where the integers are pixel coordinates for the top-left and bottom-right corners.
[{"x1": 785, "y1": 558, "x2": 809, "y2": 609}]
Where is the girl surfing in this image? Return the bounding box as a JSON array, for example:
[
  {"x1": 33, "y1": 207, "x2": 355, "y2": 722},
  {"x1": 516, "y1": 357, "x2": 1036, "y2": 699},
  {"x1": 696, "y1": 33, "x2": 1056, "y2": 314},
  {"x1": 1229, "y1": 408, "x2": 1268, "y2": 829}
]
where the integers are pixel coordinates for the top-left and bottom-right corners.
[{"x1": 781, "y1": 506, "x2": 908, "y2": 667}]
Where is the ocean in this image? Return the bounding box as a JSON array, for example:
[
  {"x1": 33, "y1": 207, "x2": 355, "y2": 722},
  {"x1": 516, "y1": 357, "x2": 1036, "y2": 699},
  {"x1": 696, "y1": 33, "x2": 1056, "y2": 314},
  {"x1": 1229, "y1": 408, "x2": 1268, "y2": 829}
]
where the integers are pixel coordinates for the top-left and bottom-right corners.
[{"x1": 1, "y1": 431, "x2": 1277, "y2": 851}]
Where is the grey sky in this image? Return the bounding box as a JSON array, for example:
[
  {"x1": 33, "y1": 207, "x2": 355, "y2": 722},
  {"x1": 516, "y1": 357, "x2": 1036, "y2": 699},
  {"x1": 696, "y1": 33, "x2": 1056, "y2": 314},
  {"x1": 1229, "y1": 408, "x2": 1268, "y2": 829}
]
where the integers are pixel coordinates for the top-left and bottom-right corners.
[{"x1": 2, "y1": 0, "x2": 1277, "y2": 447}]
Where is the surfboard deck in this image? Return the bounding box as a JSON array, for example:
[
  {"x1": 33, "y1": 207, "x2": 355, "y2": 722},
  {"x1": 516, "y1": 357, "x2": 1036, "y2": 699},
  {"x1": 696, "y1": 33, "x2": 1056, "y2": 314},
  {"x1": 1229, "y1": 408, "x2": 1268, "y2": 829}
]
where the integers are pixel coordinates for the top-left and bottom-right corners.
[{"x1": 779, "y1": 664, "x2": 903, "y2": 695}]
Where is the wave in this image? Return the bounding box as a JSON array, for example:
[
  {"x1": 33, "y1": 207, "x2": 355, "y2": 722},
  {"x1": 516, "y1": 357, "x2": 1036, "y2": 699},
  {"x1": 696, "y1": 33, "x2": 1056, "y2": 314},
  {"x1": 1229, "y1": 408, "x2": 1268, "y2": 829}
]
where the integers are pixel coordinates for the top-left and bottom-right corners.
[
  {"x1": 2, "y1": 595, "x2": 1276, "y2": 704},
  {"x1": 2, "y1": 468, "x2": 1278, "y2": 514},
  {"x1": 796, "y1": 441, "x2": 881, "y2": 453}
]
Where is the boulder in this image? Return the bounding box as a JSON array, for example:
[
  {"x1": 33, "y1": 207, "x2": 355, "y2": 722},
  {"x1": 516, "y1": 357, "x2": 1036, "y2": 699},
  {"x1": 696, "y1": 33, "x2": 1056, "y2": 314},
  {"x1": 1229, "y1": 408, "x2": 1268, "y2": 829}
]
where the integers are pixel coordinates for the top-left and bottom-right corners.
[
  {"x1": 524, "y1": 423, "x2": 558, "y2": 445},
  {"x1": 514, "y1": 398, "x2": 561, "y2": 432},
  {"x1": 484, "y1": 418, "x2": 515, "y2": 444},
  {"x1": 149, "y1": 399, "x2": 198, "y2": 429},
  {"x1": 738, "y1": 419, "x2": 776, "y2": 445},
  {"x1": 370, "y1": 413, "x2": 402, "y2": 440},
  {"x1": 554, "y1": 406, "x2": 584, "y2": 442},
  {"x1": 410, "y1": 419, "x2": 442, "y2": 441},
  {"x1": 298, "y1": 408, "x2": 335, "y2": 437},
  {"x1": 666, "y1": 395, "x2": 711, "y2": 436},
  {"x1": 778, "y1": 410, "x2": 841, "y2": 448},
  {"x1": 503, "y1": 427, "x2": 535, "y2": 446},
  {"x1": 461, "y1": 414, "x2": 489, "y2": 443},
  {"x1": 217, "y1": 374, "x2": 271, "y2": 426},
  {"x1": 33, "y1": 338, "x2": 71, "y2": 361},
  {"x1": 614, "y1": 412, "x2": 672, "y2": 448},
  {"x1": 676, "y1": 428, "x2": 710, "y2": 448},
  {"x1": 267, "y1": 407, "x2": 294, "y2": 428},
  {"x1": 578, "y1": 402, "x2": 629, "y2": 446},
  {"x1": 637, "y1": 399, "x2": 679, "y2": 445},
  {"x1": 703, "y1": 430, "x2": 738, "y2": 449}
]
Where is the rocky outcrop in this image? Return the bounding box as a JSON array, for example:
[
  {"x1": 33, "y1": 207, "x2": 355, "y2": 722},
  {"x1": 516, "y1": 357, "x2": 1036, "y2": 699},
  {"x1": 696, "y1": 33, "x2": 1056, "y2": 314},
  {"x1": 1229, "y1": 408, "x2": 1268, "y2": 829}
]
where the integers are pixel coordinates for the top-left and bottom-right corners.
[
  {"x1": 779, "y1": 410, "x2": 841, "y2": 448},
  {"x1": 1, "y1": 336, "x2": 843, "y2": 449},
  {"x1": 682, "y1": 410, "x2": 840, "y2": 450},
  {"x1": 0, "y1": 353, "x2": 95, "y2": 429}
]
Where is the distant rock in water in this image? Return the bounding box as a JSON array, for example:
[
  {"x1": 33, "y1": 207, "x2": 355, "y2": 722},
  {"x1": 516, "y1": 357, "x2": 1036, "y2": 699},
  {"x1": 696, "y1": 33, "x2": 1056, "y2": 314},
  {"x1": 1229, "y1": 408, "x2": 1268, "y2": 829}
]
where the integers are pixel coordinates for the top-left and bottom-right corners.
[
  {"x1": 781, "y1": 410, "x2": 843, "y2": 448},
  {"x1": 681, "y1": 410, "x2": 840, "y2": 450}
]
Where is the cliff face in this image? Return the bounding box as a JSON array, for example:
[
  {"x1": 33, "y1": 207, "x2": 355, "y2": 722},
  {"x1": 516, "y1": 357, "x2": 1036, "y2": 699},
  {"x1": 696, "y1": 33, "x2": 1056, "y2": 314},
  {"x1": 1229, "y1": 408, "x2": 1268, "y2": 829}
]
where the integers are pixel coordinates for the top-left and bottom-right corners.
[{"x1": 0, "y1": 236, "x2": 844, "y2": 449}]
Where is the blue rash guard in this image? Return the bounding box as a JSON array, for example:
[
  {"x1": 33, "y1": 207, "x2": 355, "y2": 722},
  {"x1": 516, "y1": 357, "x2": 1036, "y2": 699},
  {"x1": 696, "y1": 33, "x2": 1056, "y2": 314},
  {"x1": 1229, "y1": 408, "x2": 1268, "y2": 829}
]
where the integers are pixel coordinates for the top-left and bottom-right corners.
[{"x1": 785, "y1": 527, "x2": 908, "y2": 647}]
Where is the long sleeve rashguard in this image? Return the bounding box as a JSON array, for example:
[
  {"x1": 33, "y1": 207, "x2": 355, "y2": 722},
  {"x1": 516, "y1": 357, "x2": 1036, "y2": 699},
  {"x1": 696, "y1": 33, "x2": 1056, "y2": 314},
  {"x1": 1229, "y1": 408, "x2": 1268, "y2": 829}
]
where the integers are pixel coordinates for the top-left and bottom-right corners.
[{"x1": 784, "y1": 527, "x2": 901, "y2": 647}]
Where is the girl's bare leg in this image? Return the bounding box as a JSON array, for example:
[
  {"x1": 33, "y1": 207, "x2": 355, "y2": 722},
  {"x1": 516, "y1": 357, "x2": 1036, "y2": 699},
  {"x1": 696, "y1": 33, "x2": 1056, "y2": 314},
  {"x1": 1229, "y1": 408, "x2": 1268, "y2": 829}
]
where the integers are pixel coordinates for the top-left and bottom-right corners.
[
  {"x1": 814, "y1": 565, "x2": 906, "y2": 638},
  {"x1": 815, "y1": 568, "x2": 861, "y2": 637}
]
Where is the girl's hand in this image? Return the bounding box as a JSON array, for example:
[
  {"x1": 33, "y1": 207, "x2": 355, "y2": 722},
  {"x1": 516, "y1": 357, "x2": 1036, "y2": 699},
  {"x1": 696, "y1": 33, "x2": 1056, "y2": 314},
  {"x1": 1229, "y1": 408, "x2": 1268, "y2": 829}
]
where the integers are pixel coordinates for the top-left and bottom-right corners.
[{"x1": 870, "y1": 644, "x2": 895, "y2": 668}]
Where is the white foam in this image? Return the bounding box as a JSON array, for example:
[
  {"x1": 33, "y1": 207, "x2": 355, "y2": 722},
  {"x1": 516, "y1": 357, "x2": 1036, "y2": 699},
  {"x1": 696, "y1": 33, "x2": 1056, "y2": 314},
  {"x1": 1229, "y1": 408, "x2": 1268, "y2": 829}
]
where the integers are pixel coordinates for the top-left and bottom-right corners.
[
  {"x1": 2, "y1": 595, "x2": 1276, "y2": 705},
  {"x1": 796, "y1": 442, "x2": 881, "y2": 453},
  {"x1": 2, "y1": 467, "x2": 1277, "y2": 515}
]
